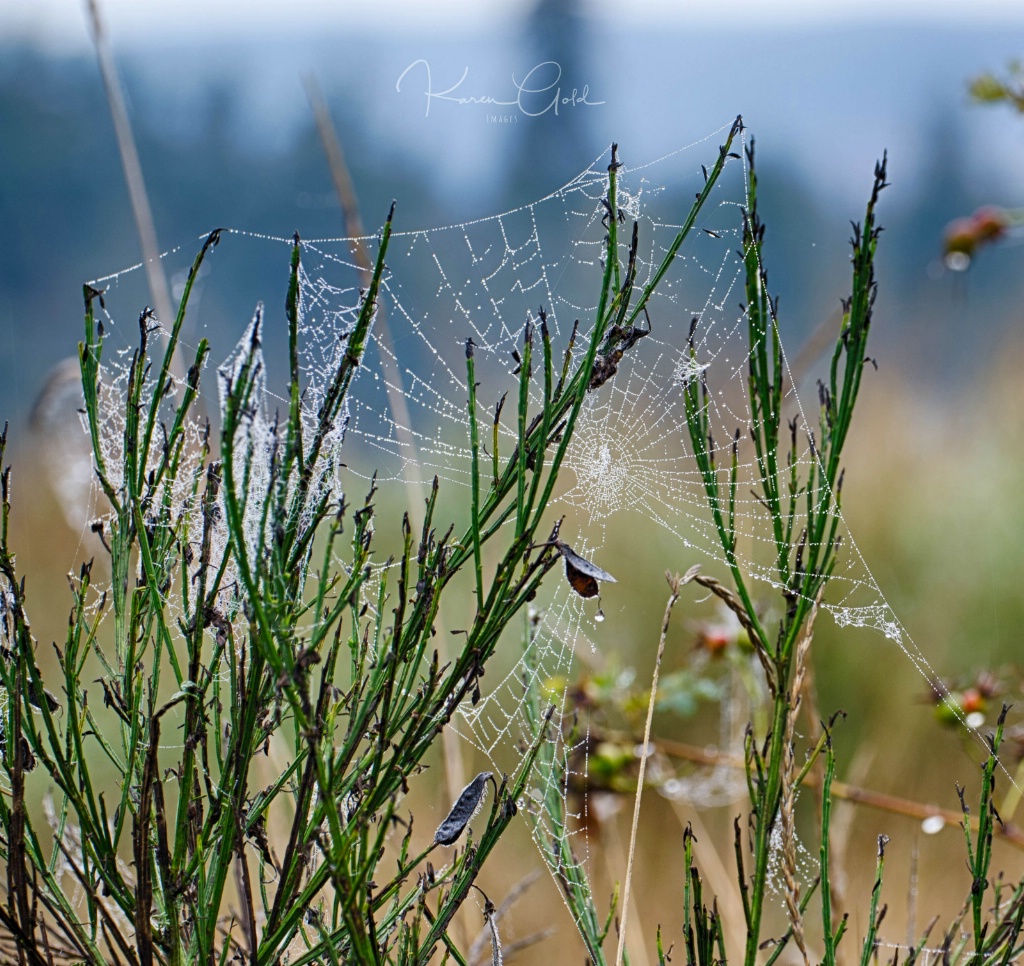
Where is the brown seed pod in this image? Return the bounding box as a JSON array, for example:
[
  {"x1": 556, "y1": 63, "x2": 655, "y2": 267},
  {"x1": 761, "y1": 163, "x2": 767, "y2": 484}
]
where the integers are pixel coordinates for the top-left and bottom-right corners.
[{"x1": 555, "y1": 542, "x2": 617, "y2": 599}]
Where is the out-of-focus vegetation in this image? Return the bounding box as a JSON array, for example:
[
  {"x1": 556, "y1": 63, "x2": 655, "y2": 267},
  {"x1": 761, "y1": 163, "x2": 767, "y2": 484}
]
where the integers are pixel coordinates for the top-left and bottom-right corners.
[
  {"x1": 942, "y1": 60, "x2": 1024, "y2": 268},
  {"x1": 970, "y1": 60, "x2": 1024, "y2": 113}
]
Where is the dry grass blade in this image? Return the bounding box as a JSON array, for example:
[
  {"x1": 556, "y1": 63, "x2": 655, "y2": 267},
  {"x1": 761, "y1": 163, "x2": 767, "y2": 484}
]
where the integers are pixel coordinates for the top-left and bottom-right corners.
[
  {"x1": 84, "y1": 0, "x2": 178, "y2": 373},
  {"x1": 614, "y1": 570, "x2": 688, "y2": 966},
  {"x1": 778, "y1": 598, "x2": 821, "y2": 965},
  {"x1": 466, "y1": 870, "x2": 546, "y2": 966},
  {"x1": 656, "y1": 737, "x2": 1024, "y2": 848}
]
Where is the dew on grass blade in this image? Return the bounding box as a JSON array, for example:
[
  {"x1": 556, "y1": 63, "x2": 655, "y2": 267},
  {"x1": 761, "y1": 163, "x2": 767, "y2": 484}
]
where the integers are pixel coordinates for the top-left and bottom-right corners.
[{"x1": 435, "y1": 771, "x2": 493, "y2": 846}]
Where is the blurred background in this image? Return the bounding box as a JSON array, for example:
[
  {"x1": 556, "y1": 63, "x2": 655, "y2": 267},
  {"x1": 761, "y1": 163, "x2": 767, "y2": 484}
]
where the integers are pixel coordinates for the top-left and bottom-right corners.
[{"x1": 3, "y1": 0, "x2": 1024, "y2": 961}]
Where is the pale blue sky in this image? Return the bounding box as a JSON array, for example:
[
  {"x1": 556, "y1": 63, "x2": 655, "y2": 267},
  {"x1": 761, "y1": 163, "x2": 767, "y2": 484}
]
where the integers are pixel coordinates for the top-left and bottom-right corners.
[{"x1": 6, "y1": 0, "x2": 1024, "y2": 51}]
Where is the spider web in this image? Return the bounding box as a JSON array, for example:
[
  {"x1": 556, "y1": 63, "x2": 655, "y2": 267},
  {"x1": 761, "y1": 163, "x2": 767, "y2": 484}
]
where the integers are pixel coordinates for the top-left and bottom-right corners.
[{"x1": 67, "y1": 118, "x2": 965, "y2": 946}]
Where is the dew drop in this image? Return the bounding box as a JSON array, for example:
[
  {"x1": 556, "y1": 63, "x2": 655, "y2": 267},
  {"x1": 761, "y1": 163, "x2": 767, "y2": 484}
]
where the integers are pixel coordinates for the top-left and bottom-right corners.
[
  {"x1": 945, "y1": 251, "x2": 970, "y2": 272},
  {"x1": 595, "y1": 609, "x2": 605, "y2": 623},
  {"x1": 921, "y1": 815, "x2": 945, "y2": 835}
]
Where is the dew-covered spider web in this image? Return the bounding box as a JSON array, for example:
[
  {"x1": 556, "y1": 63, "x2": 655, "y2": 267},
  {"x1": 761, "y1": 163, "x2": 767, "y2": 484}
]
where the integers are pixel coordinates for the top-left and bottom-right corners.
[{"x1": 60, "y1": 117, "x2": 986, "y2": 949}]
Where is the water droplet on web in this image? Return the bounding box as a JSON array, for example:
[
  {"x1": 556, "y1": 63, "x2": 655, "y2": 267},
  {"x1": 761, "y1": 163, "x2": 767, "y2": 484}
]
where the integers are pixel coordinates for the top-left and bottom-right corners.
[{"x1": 594, "y1": 609, "x2": 605, "y2": 623}]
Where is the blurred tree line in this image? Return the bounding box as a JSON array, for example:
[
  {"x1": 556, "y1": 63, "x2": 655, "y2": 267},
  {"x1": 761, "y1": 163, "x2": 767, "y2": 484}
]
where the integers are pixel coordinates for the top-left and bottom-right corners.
[{"x1": 1, "y1": 23, "x2": 1021, "y2": 428}]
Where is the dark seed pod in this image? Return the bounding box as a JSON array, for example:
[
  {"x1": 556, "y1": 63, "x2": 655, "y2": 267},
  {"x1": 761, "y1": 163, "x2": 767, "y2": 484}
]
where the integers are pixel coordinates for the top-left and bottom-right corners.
[
  {"x1": 556, "y1": 542, "x2": 617, "y2": 599},
  {"x1": 434, "y1": 771, "x2": 492, "y2": 846},
  {"x1": 18, "y1": 736, "x2": 35, "y2": 772}
]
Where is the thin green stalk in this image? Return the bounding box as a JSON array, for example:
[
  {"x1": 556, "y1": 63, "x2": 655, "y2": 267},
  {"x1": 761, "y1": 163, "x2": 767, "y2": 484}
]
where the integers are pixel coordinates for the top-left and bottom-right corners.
[
  {"x1": 858, "y1": 835, "x2": 888, "y2": 966},
  {"x1": 466, "y1": 339, "x2": 485, "y2": 612},
  {"x1": 820, "y1": 732, "x2": 840, "y2": 966}
]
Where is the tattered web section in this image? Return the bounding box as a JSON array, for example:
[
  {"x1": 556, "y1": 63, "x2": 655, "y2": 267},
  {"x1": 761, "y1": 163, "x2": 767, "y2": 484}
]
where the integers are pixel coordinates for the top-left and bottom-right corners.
[
  {"x1": 71, "y1": 123, "x2": 942, "y2": 942},
  {"x1": 214, "y1": 303, "x2": 350, "y2": 610}
]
